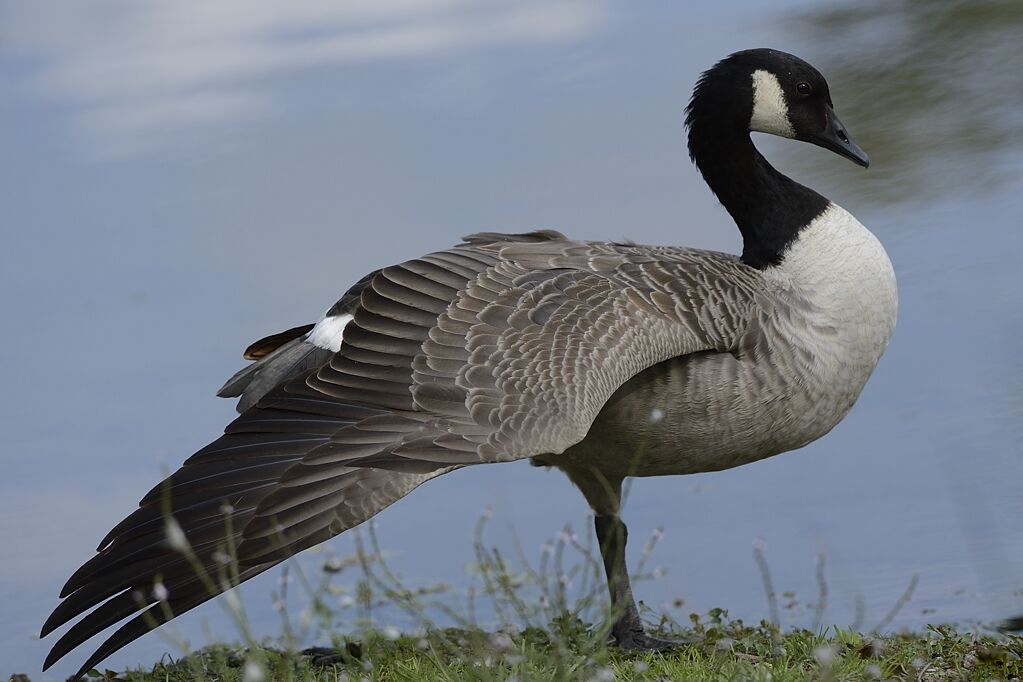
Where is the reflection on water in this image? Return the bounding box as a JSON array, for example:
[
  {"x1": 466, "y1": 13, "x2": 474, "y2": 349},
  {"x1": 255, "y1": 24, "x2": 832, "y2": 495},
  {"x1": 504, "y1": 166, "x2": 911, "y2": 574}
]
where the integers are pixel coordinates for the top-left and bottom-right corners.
[
  {"x1": 789, "y1": 0, "x2": 1023, "y2": 451},
  {"x1": 770, "y1": 0, "x2": 1023, "y2": 637},
  {"x1": 785, "y1": 0, "x2": 1023, "y2": 207}
]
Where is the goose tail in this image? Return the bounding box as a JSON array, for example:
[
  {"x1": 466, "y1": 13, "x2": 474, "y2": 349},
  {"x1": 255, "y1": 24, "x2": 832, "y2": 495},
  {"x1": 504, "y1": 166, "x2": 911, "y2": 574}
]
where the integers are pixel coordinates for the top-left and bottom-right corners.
[{"x1": 217, "y1": 325, "x2": 330, "y2": 412}]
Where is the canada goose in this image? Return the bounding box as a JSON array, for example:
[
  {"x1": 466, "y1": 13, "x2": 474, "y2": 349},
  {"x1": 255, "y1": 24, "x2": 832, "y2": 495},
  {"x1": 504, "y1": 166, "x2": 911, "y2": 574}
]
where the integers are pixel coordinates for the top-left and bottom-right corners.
[{"x1": 42, "y1": 48, "x2": 897, "y2": 677}]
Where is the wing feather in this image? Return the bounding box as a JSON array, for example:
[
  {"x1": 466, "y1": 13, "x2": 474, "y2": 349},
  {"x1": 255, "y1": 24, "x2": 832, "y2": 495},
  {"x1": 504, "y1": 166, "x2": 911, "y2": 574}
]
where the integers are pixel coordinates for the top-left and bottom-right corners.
[{"x1": 45, "y1": 231, "x2": 766, "y2": 677}]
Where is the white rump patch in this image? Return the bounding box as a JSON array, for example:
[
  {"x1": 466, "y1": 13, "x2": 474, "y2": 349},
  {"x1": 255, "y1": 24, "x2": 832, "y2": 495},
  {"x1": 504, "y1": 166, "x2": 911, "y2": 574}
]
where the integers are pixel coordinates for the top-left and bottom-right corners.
[
  {"x1": 307, "y1": 312, "x2": 353, "y2": 352},
  {"x1": 749, "y1": 69, "x2": 795, "y2": 138}
]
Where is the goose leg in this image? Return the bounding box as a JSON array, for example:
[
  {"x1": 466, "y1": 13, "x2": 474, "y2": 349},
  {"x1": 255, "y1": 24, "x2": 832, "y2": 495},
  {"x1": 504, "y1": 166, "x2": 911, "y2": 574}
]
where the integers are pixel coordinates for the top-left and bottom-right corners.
[
  {"x1": 594, "y1": 514, "x2": 680, "y2": 650},
  {"x1": 555, "y1": 463, "x2": 687, "y2": 650}
]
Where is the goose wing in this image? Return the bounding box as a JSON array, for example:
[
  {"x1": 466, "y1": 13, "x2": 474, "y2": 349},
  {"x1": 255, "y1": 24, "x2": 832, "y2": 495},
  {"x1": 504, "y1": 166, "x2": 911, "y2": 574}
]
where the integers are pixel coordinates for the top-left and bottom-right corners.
[
  {"x1": 44, "y1": 230, "x2": 764, "y2": 678},
  {"x1": 315, "y1": 232, "x2": 765, "y2": 467}
]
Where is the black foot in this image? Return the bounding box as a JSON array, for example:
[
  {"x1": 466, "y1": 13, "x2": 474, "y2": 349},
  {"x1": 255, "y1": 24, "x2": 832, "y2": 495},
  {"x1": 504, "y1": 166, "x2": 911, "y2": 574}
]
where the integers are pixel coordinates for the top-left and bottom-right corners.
[
  {"x1": 613, "y1": 629, "x2": 694, "y2": 652},
  {"x1": 302, "y1": 642, "x2": 363, "y2": 665}
]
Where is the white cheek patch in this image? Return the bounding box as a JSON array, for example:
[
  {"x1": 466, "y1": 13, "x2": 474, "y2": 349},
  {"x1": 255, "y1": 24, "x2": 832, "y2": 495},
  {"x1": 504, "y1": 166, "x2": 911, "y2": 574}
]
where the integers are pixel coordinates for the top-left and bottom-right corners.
[
  {"x1": 749, "y1": 69, "x2": 795, "y2": 138},
  {"x1": 307, "y1": 313, "x2": 353, "y2": 352}
]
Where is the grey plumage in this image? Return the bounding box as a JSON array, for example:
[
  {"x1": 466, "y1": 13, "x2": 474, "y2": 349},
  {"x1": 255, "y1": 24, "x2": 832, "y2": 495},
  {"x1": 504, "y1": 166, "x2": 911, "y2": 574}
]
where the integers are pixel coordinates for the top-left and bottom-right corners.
[
  {"x1": 44, "y1": 49, "x2": 898, "y2": 678},
  {"x1": 217, "y1": 336, "x2": 331, "y2": 412},
  {"x1": 44, "y1": 223, "x2": 893, "y2": 674}
]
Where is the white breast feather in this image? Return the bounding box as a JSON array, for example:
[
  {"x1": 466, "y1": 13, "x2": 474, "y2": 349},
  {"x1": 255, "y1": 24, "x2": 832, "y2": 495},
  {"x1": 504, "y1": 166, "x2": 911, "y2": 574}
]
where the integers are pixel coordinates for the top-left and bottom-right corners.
[{"x1": 765, "y1": 203, "x2": 898, "y2": 367}]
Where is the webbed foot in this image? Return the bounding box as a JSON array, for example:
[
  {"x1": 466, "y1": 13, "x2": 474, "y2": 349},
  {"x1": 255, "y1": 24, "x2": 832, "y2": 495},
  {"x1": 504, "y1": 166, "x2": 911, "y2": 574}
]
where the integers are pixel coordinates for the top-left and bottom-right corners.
[
  {"x1": 302, "y1": 642, "x2": 362, "y2": 666},
  {"x1": 613, "y1": 626, "x2": 695, "y2": 651}
]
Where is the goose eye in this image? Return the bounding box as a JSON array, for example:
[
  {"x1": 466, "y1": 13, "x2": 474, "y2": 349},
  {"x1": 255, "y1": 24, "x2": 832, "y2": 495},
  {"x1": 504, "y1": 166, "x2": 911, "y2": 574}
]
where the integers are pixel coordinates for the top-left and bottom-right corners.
[{"x1": 796, "y1": 82, "x2": 812, "y2": 96}]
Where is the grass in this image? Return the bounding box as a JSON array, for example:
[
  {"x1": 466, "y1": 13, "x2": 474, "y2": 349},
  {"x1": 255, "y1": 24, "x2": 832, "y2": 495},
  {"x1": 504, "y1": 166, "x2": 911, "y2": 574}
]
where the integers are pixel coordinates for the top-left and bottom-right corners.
[
  {"x1": 76, "y1": 619, "x2": 1023, "y2": 681},
  {"x1": 34, "y1": 513, "x2": 1023, "y2": 681}
]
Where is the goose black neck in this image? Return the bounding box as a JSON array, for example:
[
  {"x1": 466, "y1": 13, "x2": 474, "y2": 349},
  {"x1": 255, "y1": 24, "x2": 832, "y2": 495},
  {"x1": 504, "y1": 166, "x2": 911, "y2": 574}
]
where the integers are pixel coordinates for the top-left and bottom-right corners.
[{"x1": 687, "y1": 124, "x2": 829, "y2": 269}]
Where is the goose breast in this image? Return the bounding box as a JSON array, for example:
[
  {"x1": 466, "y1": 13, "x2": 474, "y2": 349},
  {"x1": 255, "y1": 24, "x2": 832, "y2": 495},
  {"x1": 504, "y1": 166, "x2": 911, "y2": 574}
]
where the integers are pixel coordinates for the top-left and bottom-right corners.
[{"x1": 554, "y1": 203, "x2": 897, "y2": 477}]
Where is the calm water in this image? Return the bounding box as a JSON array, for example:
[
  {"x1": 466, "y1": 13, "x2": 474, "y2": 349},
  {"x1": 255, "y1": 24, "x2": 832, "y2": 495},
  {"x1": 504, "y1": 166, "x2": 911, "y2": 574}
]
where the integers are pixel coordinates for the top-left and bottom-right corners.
[{"x1": 2, "y1": 1, "x2": 1021, "y2": 678}]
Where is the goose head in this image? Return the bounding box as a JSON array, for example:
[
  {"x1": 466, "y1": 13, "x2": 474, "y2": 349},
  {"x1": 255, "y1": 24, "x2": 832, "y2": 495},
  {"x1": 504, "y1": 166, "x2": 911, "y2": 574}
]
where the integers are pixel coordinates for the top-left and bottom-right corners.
[{"x1": 687, "y1": 48, "x2": 869, "y2": 168}]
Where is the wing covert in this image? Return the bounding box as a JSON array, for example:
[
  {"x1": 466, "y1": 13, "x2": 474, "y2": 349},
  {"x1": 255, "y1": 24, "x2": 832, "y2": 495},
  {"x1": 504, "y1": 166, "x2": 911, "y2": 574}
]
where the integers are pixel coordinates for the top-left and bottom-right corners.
[
  {"x1": 321, "y1": 237, "x2": 766, "y2": 468},
  {"x1": 435, "y1": 245, "x2": 764, "y2": 461}
]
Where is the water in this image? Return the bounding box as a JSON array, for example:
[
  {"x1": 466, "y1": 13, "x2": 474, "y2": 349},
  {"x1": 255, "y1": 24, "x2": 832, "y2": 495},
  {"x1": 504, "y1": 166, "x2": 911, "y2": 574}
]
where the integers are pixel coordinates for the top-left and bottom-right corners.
[{"x1": 2, "y1": 1, "x2": 1021, "y2": 678}]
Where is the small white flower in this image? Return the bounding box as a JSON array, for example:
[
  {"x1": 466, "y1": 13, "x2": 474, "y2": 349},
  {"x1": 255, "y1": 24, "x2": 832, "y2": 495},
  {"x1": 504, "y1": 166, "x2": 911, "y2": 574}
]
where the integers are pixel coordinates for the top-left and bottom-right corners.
[
  {"x1": 866, "y1": 663, "x2": 881, "y2": 679},
  {"x1": 651, "y1": 528, "x2": 664, "y2": 541},
  {"x1": 223, "y1": 589, "x2": 242, "y2": 613},
  {"x1": 272, "y1": 599, "x2": 285, "y2": 613},
  {"x1": 338, "y1": 595, "x2": 355, "y2": 608},
  {"x1": 242, "y1": 659, "x2": 265, "y2": 682},
  {"x1": 164, "y1": 518, "x2": 189, "y2": 552},
  {"x1": 489, "y1": 633, "x2": 513, "y2": 651},
  {"x1": 540, "y1": 542, "x2": 555, "y2": 555},
  {"x1": 591, "y1": 667, "x2": 614, "y2": 682},
  {"x1": 649, "y1": 408, "x2": 665, "y2": 423},
  {"x1": 382, "y1": 626, "x2": 401, "y2": 641},
  {"x1": 812, "y1": 645, "x2": 837, "y2": 666},
  {"x1": 417, "y1": 638, "x2": 430, "y2": 650},
  {"x1": 632, "y1": 661, "x2": 649, "y2": 673},
  {"x1": 151, "y1": 581, "x2": 169, "y2": 601},
  {"x1": 716, "y1": 637, "x2": 735, "y2": 651},
  {"x1": 220, "y1": 503, "x2": 235, "y2": 515},
  {"x1": 559, "y1": 530, "x2": 577, "y2": 544},
  {"x1": 652, "y1": 566, "x2": 666, "y2": 579},
  {"x1": 212, "y1": 551, "x2": 231, "y2": 565},
  {"x1": 323, "y1": 558, "x2": 347, "y2": 572},
  {"x1": 558, "y1": 574, "x2": 573, "y2": 589}
]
